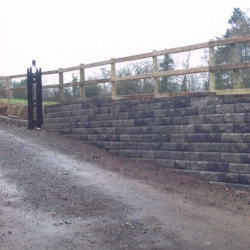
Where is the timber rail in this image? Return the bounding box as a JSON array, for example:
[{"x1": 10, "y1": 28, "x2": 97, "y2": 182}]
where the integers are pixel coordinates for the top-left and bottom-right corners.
[{"x1": 1, "y1": 34, "x2": 250, "y2": 103}]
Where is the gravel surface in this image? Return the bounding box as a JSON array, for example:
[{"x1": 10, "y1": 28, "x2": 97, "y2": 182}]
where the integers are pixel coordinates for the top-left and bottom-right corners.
[{"x1": 0, "y1": 122, "x2": 250, "y2": 250}]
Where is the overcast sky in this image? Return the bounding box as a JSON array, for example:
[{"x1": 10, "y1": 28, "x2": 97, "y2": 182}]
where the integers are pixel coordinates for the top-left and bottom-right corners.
[{"x1": 0, "y1": 0, "x2": 249, "y2": 76}]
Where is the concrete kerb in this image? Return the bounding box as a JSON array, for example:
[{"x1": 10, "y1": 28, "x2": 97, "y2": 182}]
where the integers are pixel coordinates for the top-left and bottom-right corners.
[{"x1": 0, "y1": 115, "x2": 28, "y2": 127}]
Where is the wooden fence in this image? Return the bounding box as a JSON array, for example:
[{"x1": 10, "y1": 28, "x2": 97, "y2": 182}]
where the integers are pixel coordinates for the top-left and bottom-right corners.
[{"x1": 1, "y1": 34, "x2": 250, "y2": 105}]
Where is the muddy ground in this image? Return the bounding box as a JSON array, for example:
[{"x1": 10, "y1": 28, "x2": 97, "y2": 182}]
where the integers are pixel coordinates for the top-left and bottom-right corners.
[{"x1": 0, "y1": 122, "x2": 250, "y2": 250}]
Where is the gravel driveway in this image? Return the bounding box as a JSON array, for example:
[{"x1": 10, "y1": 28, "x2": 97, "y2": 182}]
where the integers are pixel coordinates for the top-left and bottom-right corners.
[{"x1": 0, "y1": 122, "x2": 250, "y2": 250}]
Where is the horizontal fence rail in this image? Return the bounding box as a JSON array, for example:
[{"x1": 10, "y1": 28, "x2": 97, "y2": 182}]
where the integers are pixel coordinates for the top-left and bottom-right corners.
[{"x1": 1, "y1": 34, "x2": 250, "y2": 106}]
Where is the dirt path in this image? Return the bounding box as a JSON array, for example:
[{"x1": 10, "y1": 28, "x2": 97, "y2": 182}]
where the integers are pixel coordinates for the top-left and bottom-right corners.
[{"x1": 0, "y1": 123, "x2": 250, "y2": 250}]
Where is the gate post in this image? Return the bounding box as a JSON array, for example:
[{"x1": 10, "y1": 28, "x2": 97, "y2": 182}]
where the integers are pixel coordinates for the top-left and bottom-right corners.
[{"x1": 27, "y1": 60, "x2": 43, "y2": 129}]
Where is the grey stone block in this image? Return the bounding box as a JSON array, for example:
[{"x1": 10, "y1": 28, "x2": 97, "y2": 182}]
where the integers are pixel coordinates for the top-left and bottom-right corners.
[
  {"x1": 146, "y1": 118, "x2": 166, "y2": 126},
  {"x1": 154, "y1": 151, "x2": 169, "y2": 159},
  {"x1": 121, "y1": 104, "x2": 137, "y2": 112},
  {"x1": 109, "y1": 106, "x2": 121, "y2": 113},
  {"x1": 246, "y1": 113, "x2": 250, "y2": 122},
  {"x1": 106, "y1": 127, "x2": 117, "y2": 134},
  {"x1": 185, "y1": 134, "x2": 202, "y2": 142},
  {"x1": 118, "y1": 112, "x2": 129, "y2": 120},
  {"x1": 165, "y1": 125, "x2": 180, "y2": 134},
  {"x1": 216, "y1": 104, "x2": 235, "y2": 114},
  {"x1": 175, "y1": 99, "x2": 190, "y2": 108},
  {"x1": 221, "y1": 133, "x2": 243, "y2": 143},
  {"x1": 225, "y1": 113, "x2": 246, "y2": 123},
  {"x1": 168, "y1": 151, "x2": 184, "y2": 160},
  {"x1": 134, "y1": 119, "x2": 147, "y2": 126},
  {"x1": 229, "y1": 163, "x2": 250, "y2": 174},
  {"x1": 179, "y1": 125, "x2": 195, "y2": 134},
  {"x1": 184, "y1": 152, "x2": 200, "y2": 161},
  {"x1": 88, "y1": 135, "x2": 98, "y2": 141},
  {"x1": 151, "y1": 126, "x2": 165, "y2": 134},
  {"x1": 174, "y1": 160, "x2": 191, "y2": 170},
  {"x1": 188, "y1": 115, "x2": 205, "y2": 124},
  {"x1": 162, "y1": 143, "x2": 177, "y2": 151},
  {"x1": 120, "y1": 135, "x2": 131, "y2": 141},
  {"x1": 161, "y1": 101, "x2": 175, "y2": 109},
  {"x1": 233, "y1": 124, "x2": 250, "y2": 133},
  {"x1": 129, "y1": 135, "x2": 144, "y2": 142},
  {"x1": 199, "y1": 171, "x2": 239, "y2": 183},
  {"x1": 211, "y1": 143, "x2": 231, "y2": 152},
  {"x1": 111, "y1": 120, "x2": 123, "y2": 127},
  {"x1": 149, "y1": 102, "x2": 162, "y2": 110},
  {"x1": 166, "y1": 109, "x2": 182, "y2": 117},
  {"x1": 138, "y1": 142, "x2": 151, "y2": 150},
  {"x1": 201, "y1": 133, "x2": 221, "y2": 142},
  {"x1": 236, "y1": 103, "x2": 250, "y2": 113},
  {"x1": 181, "y1": 107, "x2": 198, "y2": 116},
  {"x1": 141, "y1": 150, "x2": 155, "y2": 159},
  {"x1": 200, "y1": 152, "x2": 220, "y2": 162},
  {"x1": 170, "y1": 134, "x2": 185, "y2": 143},
  {"x1": 126, "y1": 127, "x2": 141, "y2": 134},
  {"x1": 191, "y1": 161, "x2": 229, "y2": 172},
  {"x1": 123, "y1": 142, "x2": 137, "y2": 150},
  {"x1": 205, "y1": 114, "x2": 224, "y2": 124},
  {"x1": 239, "y1": 174, "x2": 250, "y2": 185},
  {"x1": 194, "y1": 124, "x2": 213, "y2": 133},
  {"x1": 241, "y1": 154, "x2": 250, "y2": 164},
  {"x1": 243, "y1": 134, "x2": 250, "y2": 143},
  {"x1": 156, "y1": 159, "x2": 175, "y2": 168},
  {"x1": 221, "y1": 153, "x2": 241, "y2": 163},
  {"x1": 189, "y1": 143, "x2": 211, "y2": 152},
  {"x1": 212, "y1": 124, "x2": 233, "y2": 133},
  {"x1": 100, "y1": 107, "x2": 110, "y2": 113},
  {"x1": 231, "y1": 143, "x2": 250, "y2": 153},
  {"x1": 176, "y1": 143, "x2": 189, "y2": 151},
  {"x1": 162, "y1": 117, "x2": 174, "y2": 125},
  {"x1": 119, "y1": 150, "x2": 142, "y2": 158},
  {"x1": 123, "y1": 120, "x2": 134, "y2": 127},
  {"x1": 154, "y1": 110, "x2": 167, "y2": 118},
  {"x1": 136, "y1": 103, "x2": 149, "y2": 111},
  {"x1": 198, "y1": 105, "x2": 216, "y2": 115},
  {"x1": 173, "y1": 116, "x2": 189, "y2": 125}
]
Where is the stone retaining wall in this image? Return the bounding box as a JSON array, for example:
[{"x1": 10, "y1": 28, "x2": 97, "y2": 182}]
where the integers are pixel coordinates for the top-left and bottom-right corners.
[{"x1": 42, "y1": 92, "x2": 250, "y2": 190}]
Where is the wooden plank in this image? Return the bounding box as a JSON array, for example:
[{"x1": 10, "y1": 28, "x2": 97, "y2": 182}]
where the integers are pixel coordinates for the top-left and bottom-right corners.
[
  {"x1": 79, "y1": 64, "x2": 85, "y2": 98},
  {"x1": 10, "y1": 87, "x2": 27, "y2": 91},
  {"x1": 111, "y1": 60, "x2": 116, "y2": 96},
  {"x1": 209, "y1": 62, "x2": 250, "y2": 71},
  {"x1": 216, "y1": 88, "x2": 250, "y2": 95},
  {"x1": 209, "y1": 39, "x2": 215, "y2": 90},
  {"x1": 112, "y1": 66, "x2": 209, "y2": 82},
  {"x1": 153, "y1": 51, "x2": 159, "y2": 94},
  {"x1": 42, "y1": 70, "x2": 59, "y2": 75},
  {"x1": 210, "y1": 35, "x2": 250, "y2": 47},
  {"x1": 59, "y1": 68, "x2": 64, "y2": 101},
  {"x1": 5, "y1": 74, "x2": 26, "y2": 79}
]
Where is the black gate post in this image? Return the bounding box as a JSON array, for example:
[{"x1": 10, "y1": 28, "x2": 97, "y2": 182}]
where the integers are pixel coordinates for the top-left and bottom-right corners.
[{"x1": 27, "y1": 60, "x2": 43, "y2": 129}]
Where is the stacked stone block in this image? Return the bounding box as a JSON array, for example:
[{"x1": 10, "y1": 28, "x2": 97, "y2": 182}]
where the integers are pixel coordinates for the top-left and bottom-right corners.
[{"x1": 43, "y1": 92, "x2": 250, "y2": 190}]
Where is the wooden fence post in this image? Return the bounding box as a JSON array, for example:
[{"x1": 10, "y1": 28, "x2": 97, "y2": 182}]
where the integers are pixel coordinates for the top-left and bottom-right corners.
[
  {"x1": 231, "y1": 43, "x2": 241, "y2": 89},
  {"x1": 59, "y1": 68, "x2": 64, "y2": 101},
  {"x1": 209, "y1": 39, "x2": 215, "y2": 91},
  {"x1": 153, "y1": 50, "x2": 159, "y2": 95},
  {"x1": 79, "y1": 64, "x2": 85, "y2": 99},
  {"x1": 7, "y1": 78, "x2": 10, "y2": 115},
  {"x1": 111, "y1": 58, "x2": 116, "y2": 97}
]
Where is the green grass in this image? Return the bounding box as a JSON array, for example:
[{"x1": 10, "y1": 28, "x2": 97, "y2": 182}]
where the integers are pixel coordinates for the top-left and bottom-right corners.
[{"x1": 0, "y1": 99, "x2": 58, "y2": 106}]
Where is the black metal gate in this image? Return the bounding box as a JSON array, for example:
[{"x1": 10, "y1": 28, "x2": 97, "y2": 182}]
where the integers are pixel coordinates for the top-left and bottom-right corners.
[{"x1": 27, "y1": 60, "x2": 43, "y2": 129}]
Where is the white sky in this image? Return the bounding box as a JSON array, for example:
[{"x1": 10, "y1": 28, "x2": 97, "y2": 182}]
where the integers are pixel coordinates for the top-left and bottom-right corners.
[{"x1": 0, "y1": 0, "x2": 249, "y2": 76}]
